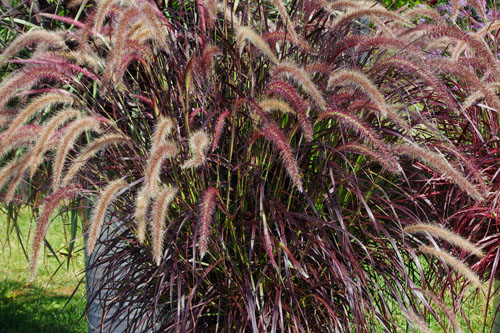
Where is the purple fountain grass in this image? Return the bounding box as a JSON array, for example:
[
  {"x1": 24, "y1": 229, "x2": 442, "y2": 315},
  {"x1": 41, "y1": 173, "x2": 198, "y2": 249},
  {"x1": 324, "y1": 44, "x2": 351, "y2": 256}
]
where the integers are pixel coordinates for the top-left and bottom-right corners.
[
  {"x1": 151, "y1": 116, "x2": 175, "y2": 150},
  {"x1": 432, "y1": 142, "x2": 488, "y2": 192},
  {"x1": 0, "y1": 67, "x2": 71, "y2": 112},
  {"x1": 0, "y1": 156, "x2": 26, "y2": 193},
  {"x1": 419, "y1": 245, "x2": 484, "y2": 291},
  {"x1": 144, "y1": 142, "x2": 179, "y2": 190},
  {"x1": 1, "y1": 0, "x2": 498, "y2": 330},
  {"x1": 0, "y1": 125, "x2": 42, "y2": 159},
  {"x1": 182, "y1": 130, "x2": 210, "y2": 169},
  {"x1": 374, "y1": 57, "x2": 456, "y2": 107},
  {"x1": 211, "y1": 110, "x2": 230, "y2": 151},
  {"x1": 403, "y1": 6, "x2": 442, "y2": 23},
  {"x1": 103, "y1": 6, "x2": 141, "y2": 83},
  {"x1": 92, "y1": 0, "x2": 116, "y2": 35},
  {"x1": 198, "y1": 186, "x2": 217, "y2": 259},
  {"x1": 262, "y1": 31, "x2": 312, "y2": 51},
  {"x1": 328, "y1": 69, "x2": 411, "y2": 131},
  {"x1": 151, "y1": 185, "x2": 178, "y2": 265},
  {"x1": 393, "y1": 143, "x2": 484, "y2": 201},
  {"x1": 236, "y1": 26, "x2": 280, "y2": 64},
  {"x1": 403, "y1": 307, "x2": 431, "y2": 333},
  {"x1": 330, "y1": 7, "x2": 412, "y2": 32},
  {"x1": 52, "y1": 117, "x2": 106, "y2": 189},
  {"x1": 1, "y1": 92, "x2": 74, "y2": 144},
  {"x1": 427, "y1": 58, "x2": 500, "y2": 113},
  {"x1": 60, "y1": 134, "x2": 130, "y2": 188},
  {"x1": 260, "y1": 98, "x2": 314, "y2": 141},
  {"x1": 405, "y1": 223, "x2": 484, "y2": 258},
  {"x1": 266, "y1": 80, "x2": 310, "y2": 120},
  {"x1": 317, "y1": 108, "x2": 393, "y2": 156},
  {"x1": 270, "y1": 0, "x2": 311, "y2": 51},
  {"x1": 27, "y1": 108, "x2": 80, "y2": 177},
  {"x1": 261, "y1": 121, "x2": 303, "y2": 192},
  {"x1": 343, "y1": 142, "x2": 402, "y2": 174},
  {"x1": 135, "y1": 187, "x2": 150, "y2": 245},
  {"x1": 273, "y1": 62, "x2": 327, "y2": 110},
  {"x1": 0, "y1": 30, "x2": 66, "y2": 69},
  {"x1": 87, "y1": 178, "x2": 128, "y2": 254},
  {"x1": 424, "y1": 26, "x2": 498, "y2": 74},
  {"x1": 30, "y1": 185, "x2": 80, "y2": 280}
]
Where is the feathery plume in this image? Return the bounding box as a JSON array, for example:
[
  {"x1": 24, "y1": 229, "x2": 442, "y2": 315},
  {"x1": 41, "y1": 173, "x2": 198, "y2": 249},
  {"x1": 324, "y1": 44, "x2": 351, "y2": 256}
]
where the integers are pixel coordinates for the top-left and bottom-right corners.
[
  {"x1": 433, "y1": 142, "x2": 488, "y2": 192},
  {"x1": 28, "y1": 108, "x2": 80, "y2": 177},
  {"x1": 326, "y1": 0, "x2": 386, "y2": 11},
  {"x1": 403, "y1": 307, "x2": 431, "y2": 333},
  {"x1": 273, "y1": 62, "x2": 326, "y2": 110},
  {"x1": 261, "y1": 122, "x2": 303, "y2": 192},
  {"x1": 198, "y1": 187, "x2": 217, "y2": 259},
  {"x1": 416, "y1": 288, "x2": 462, "y2": 333},
  {"x1": 87, "y1": 179, "x2": 128, "y2": 254},
  {"x1": 2, "y1": 92, "x2": 73, "y2": 144},
  {"x1": 344, "y1": 142, "x2": 402, "y2": 174},
  {"x1": 279, "y1": 242, "x2": 309, "y2": 278},
  {"x1": 103, "y1": 6, "x2": 141, "y2": 83},
  {"x1": 52, "y1": 117, "x2": 105, "y2": 189},
  {"x1": 182, "y1": 130, "x2": 210, "y2": 169},
  {"x1": 393, "y1": 143, "x2": 484, "y2": 201},
  {"x1": 0, "y1": 157, "x2": 25, "y2": 191},
  {"x1": 450, "y1": 0, "x2": 486, "y2": 21},
  {"x1": 403, "y1": 6, "x2": 442, "y2": 23},
  {"x1": 216, "y1": 2, "x2": 241, "y2": 29},
  {"x1": 270, "y1": 0, "x2": 311, "y2": 51},
  {"x1": 328, "y1": 69, "x2": 410, "y2": 131},
  {"x1": 375, "y1": 57, "x2": 455, "y2": 107},
  {"x1": 351, "y1": 35, "x2": 419, "y2": 55},
  {"x1": 0, "y1": 30, "x2": 66, "y2": 69},
  {"x1": 317, "y1": 108, "x2": 393, "y2": 156},
  {"x1": 428, "y1": 58, "x2": 500, "y2": 114},
  {"x1": 60, "y1": 134, "x2": 130, "y2": 188},
  {"x1": 328, "y1": 69, "x2": 388, "y2": 116},
  {"x1": 137, "y1": 1, "x2": 170, "y2": 49},
  {"x1": 144, "y1": 142, "x2": 179, "y2": 191},
  {"x1": 262, "y1": 31, "x2": 312, "y2": 51},
  {"x1": 425, "y1": 26, "x2": 498, "y2": 74},
  {"x1": 405, "y1": 223, "x2": 484, "y2": 258},
  {"x1": 0, "y1": 68, "x2": 69, "y2": 111},
  {"x1": 151, "y1": 116, "x2": 175, "y2": 150},
  {"x1": 259, "y1": 98, "x2": 296, "y2": 116},
  {"x1": 266, "y1": 81, "x2": 311, "y2": 134},
  {"x1": 211, "y1": 110, "x2": 230, "y2": 151},
  {"x1": 93, "y1": 0, "x2": 117, "y2": 34},
  {"x1": 30, "y1": 185, "x2": 79, "y2": 280},
  {"x1": 259, "y1": 98, "x2": 315, "y2": 141},
  {"x1": 330, "y1": 8, "x2": 412, "y2": 31},
  {"x1": 0, "y1": 125, "x2": 42, "y2": 159},
  {"x1": 151, "y1": 185, "x2": 177, "y2": 265},
  {"x1": 236, "y1": 26, "x2": 279, "y2": 64},
  {"x1": 135, "y1": 186, "x2": 150, "y2": 244},
  {"x1": 419, "y1": 245, "x2": 483, "y2": 291}
]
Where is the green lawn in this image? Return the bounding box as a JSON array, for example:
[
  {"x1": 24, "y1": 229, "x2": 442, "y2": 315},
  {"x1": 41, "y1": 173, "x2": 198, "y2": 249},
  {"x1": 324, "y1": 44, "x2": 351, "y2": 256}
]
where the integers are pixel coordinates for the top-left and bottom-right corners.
[{"x1": 0, "y1": 206, "x2": 87, "y2": 333}]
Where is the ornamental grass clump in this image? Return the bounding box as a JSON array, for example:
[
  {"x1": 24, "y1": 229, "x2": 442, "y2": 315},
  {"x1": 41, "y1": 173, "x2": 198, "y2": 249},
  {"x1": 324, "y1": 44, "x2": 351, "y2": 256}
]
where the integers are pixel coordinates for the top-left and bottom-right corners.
[{"x1": 1, "y1": 0, "x2": 499, "y2": 331}]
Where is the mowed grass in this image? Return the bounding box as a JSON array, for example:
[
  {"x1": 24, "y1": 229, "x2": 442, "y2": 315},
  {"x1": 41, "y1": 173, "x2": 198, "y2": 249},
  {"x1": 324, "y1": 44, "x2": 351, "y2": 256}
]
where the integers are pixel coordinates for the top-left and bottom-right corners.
[{"x1": 0, "y1": 206, "x2": 87, "y2": 333}]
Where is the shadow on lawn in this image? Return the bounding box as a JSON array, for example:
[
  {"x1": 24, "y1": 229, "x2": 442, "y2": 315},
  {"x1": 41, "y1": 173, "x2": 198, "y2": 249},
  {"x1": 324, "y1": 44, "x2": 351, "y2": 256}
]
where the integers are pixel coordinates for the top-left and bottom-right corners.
[{"x1": 0, "y1": 279, "x2": 86, "y2": 333}]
